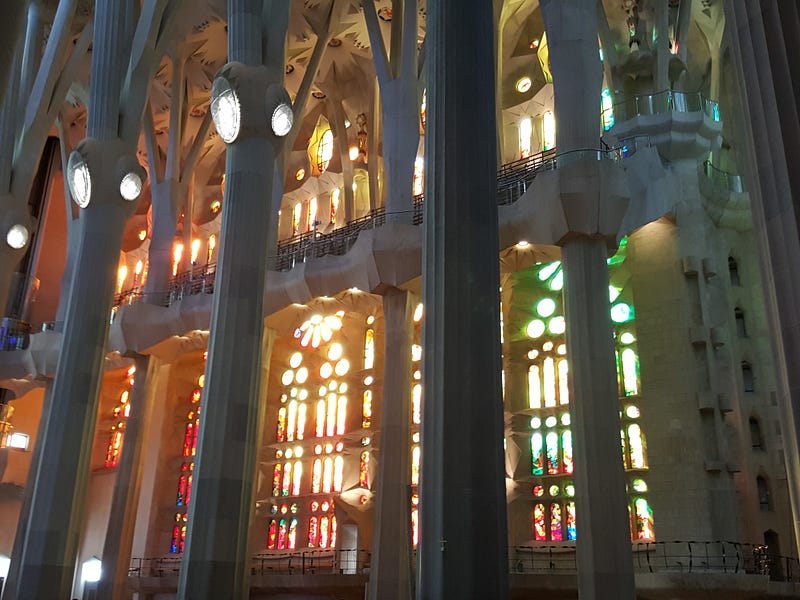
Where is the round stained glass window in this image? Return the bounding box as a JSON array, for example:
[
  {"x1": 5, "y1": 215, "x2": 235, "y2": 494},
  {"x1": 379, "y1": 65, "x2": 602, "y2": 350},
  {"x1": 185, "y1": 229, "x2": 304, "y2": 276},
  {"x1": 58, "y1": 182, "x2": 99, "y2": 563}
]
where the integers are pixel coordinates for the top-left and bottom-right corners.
[
  {"x1": 536, "y1": 298, "x2": 557, "y2": 318},
  {"x1": 549, "y1": 316, "x2": 566, "y2": 335},
  {"x1": 526, "y1": 319, "x2": 546, "y2": 339}
]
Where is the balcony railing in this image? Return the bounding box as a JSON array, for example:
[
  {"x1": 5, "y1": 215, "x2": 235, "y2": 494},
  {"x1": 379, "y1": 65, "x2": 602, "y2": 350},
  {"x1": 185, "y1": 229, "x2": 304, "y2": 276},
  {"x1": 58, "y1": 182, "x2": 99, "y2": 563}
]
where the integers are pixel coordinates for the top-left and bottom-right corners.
[
  {"x1": 0, "y1": 318, "x2": 31, "y2": 351},
  {"x1": 129, "y1": 541, "x2": 799, "y2": 582},
  {"x1": 112, "y1": 140, "x2": 650, "y2": 310},
  {"x1": 702, "y1": 161, "x2": 744, "y2": 194},
  {"x1": 616, "y1": 90, "x2": 721, "y2": 123}
]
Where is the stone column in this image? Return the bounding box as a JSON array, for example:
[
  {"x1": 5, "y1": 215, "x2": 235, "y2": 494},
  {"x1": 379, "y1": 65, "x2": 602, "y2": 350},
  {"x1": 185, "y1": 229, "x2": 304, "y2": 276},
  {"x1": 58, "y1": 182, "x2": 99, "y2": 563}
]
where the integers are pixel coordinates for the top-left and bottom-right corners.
[
  {"x1": 368, "y1": 288, "x2": 413, "y2": 600},
  {"x1": 725, "y1": 0, "x2": 800, "y2": 557},
  {"x1": 97, "y1": 355, "x2": 161, "y2": 600},
  {"x1": 539, "y1": 2, "x2": 635, "y2": 598},
  {"x1": 417, "y1": 1, "x2": 509, "y2": 598},
  {"x1": 5, "y1": 2, "x2": 140, "y2": 598},
  {"x1": 561, "y1": 238, "x2": 636, "y2": 599},
  {"x1": 177, "y1": 1, "x2": 284, "y2": 597}
]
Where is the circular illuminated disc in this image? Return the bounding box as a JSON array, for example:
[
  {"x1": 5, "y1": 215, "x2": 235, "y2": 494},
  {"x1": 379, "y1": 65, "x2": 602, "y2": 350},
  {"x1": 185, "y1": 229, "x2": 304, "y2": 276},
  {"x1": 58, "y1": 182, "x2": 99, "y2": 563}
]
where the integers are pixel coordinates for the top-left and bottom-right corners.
[
  {"x1": 281, "y1": 369, "x2": 294, "y2": 386},
  {"x1": 211, "y1": 84, "x2": 241, "y2": 143},
  {"x1": 69, "y1": 160, "x2": 92, "y2": 208},
  {"x1": 610, "y1": 303, "x2": 632, "y2": 323},
  {"x1": 6, "y1": 224, "x2": 29, "y2": 249},
  {"x1": 625, "y1": 405, "x2": 640, "y2": 419},
  {"x1": 328, "y1": 343, "x2": 343, "y2": 361},
  {"x1": 526, "y1": 319, "x2": 546, "y2": 339},
  {"x1": 549, "y1": 316, "x2": 566, "y2": 335},
  {"x1": 119, "y1": 172, "x2": 143, "y2": 201},
  {"x1": 536, "y1": 298, "x2": 556, "y2": 318},
  {"x1": 271, "y1": 102, "x2": 294, "y2": 137},
  {"x1": 289, "y1": 352, "x2": 303, "y2": 368},
  {"x1": 334, "y1": 359, "x2": 350, "y2": 376}
]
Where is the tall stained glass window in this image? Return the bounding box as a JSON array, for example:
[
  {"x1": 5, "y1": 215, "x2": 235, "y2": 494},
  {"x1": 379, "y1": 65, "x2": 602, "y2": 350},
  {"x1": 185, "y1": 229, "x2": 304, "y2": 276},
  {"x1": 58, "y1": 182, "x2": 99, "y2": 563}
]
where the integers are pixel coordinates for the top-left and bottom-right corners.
[
  {"x1": 269, "y1": 311, "x2": 355, "y2": 551},
  {"x1": 170, "y1": 357, "x2": 206, "y2": 554},
  {"x1": 520, "y1": 239, "x2": 652, "y2": 543},
  {"x1": 105, "y1": 365, "x2": 136, "y2": 468}
]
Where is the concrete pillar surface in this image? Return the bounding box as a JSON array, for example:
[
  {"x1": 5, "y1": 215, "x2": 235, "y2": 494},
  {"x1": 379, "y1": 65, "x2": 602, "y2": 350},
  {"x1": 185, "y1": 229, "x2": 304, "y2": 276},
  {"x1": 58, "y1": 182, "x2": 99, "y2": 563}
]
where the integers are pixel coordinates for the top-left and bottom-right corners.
[
  {"x1": 178, "y1": 4, "x2": 283, "y2": 595},
  {"x1": 368, "y1": 288, "x2": 414, "y2": 600},
  {"x1": 418, "y1": 1, "x2": 509, "y2": 598},
  {"x1": 8, "y1": 203, "x2": 132, "y2": 600},
  {"x1": 561, "y1": 237, "x2": 635, "y2": 600}
]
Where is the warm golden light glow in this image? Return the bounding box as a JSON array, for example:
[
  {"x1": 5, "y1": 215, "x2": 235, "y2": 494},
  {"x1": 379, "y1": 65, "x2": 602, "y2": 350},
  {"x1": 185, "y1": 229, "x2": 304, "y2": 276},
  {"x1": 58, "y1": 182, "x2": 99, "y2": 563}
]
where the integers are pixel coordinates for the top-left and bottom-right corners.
[
  {"x1": 173, "y1": 243, "x2": 184, "y2": 276},
  {"x1": 207, "y1": 234, "x2": 216, "y2": 263},
  {"x1": 211, "y1": 200, "x2": 221, "y2": 213},
  {"x1": 349, "y1": 146, "x2": 359, "y2": 161},
  {"x1": 190, "y1": 239, "x2": 201, "y2": 263},
  {"x1": 117, "y1": 265, "x2": 128, "y2": 293},
  {"x1": 138, "y1": 229, "x2": 147, "y2": 241}
]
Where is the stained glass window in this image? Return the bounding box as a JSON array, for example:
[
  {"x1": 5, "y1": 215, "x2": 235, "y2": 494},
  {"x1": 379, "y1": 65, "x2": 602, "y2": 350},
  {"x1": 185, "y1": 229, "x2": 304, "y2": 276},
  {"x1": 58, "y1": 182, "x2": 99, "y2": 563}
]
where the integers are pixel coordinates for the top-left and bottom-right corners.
[
  {"x1": 545, "y1": 432, "x2": 559, "y2": 475},
  {"x1": 170, "y1": 368, "x2": 205, "y2": 553},
  {"x1": 521, "y1": 251, "x2": 652, "y2": 544},
  {"x1": 306, "y1": 197, "x2": 318, "y2": 231},
  {"x1": 268, "y1": 519, "x2": 278, "y2": 550},
  {"x1": 362, "y1": 390, "x2": 372, "y2": 428},
  {"x1": 288, "y1": 518, "x2": 298, "y2": 549},
  {"x1": 550, "y1": 503, "x2": 563, "y2": 541},
  {"x1": 565, "y1": 502, "x2": 577, "y2": 540},
  {"x1": 317, "y1": 130, "x2": 334, "y2": 173},
  {"x1": 533, "y1": 504, "x2": 547, "y2": 541},
  {"x1": 542, "y1": 111, "x2": 555, "y2": 151},
  {"x1": 528, "y1": 366, "x2": 541, "y2": 409},
  {"x1": 359, "y1": 451, "x2": 370, "y2": 488},
  {"x1": 273, "y1": 463, "x2": 283, "y2": 496},
  {"x1": 531, "y1": 433, "x2": 544, "y2": 476},
  {"x1": 105, "y1": 367, "x2": 136, "y2": 468},
  {"x1": 292, "y1": 203, "x2": 302, "y2": 236},
  {"x1": 330, "y1": 189, "x2": 340, "y2": 225},
  {"x1": 277, "y1": 407, "x2": 287, "y2": 442},
  {"x1": 308, "y1": 516, "x2": 319, "y2": 547},
  {"x1": 364, "y1": 328, "x2": 375, "y2": 369},
  {"x1": 633, "y1": 498, "x2": 655, "y2": 539},
  {"x1": 519, "y1": 117, "x2": 533, "y2": 159}
]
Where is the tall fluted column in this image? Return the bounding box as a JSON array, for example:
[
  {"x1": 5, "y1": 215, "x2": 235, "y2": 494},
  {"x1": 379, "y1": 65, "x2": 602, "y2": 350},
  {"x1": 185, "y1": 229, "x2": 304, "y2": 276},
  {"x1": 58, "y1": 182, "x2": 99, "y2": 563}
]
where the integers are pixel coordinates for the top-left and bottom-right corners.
[
  {"x1": 368, "y1": 288, "x2": 414, "y2": 600},
  {"x1": 540, "y1": 1, "x2": 635, "y2": 598},
  {"x1": 418, "y1": 1, "x2": 508, "y2": 598},
  {"x1": 561, "y1": 238, "x2": 635, "y2": 599},
  {"x1": 5, "y1": 1, "x2": 141, "y2": 598},
  {"x1": 97, "y1": 355, "x2": 161, "y2": 600},
  {"x1": 177, "y1": 1, "x2": 285, "y2": 597}
]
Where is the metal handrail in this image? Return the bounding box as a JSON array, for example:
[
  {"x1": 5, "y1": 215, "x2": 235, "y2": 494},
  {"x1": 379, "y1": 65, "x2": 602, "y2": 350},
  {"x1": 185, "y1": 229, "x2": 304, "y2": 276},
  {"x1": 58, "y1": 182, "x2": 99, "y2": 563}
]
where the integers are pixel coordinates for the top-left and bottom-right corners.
[
  {"x1": 615, "y1": 89, "x2": 721, "y2": 122},
  {"x1": 702, "y1": 161, "x2": 743, "y2": 194},
  {"x1": 129, "y1": 541, "x2": 799, "y2": 581}
]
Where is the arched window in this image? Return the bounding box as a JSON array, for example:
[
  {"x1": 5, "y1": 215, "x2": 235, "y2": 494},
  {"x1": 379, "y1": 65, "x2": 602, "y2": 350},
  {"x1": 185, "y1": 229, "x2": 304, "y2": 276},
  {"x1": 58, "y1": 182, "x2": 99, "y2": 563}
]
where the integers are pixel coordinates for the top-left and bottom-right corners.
[
  {"x1": 735, "y1": 307, "x2": 747, "y2": 338},
  {"x1": 757, "y1": 476, "x2": 772, "y2": 511},
  {"x1": 519, "y1": 117, "x2": 533, "y2": 159},
  {"x1": 750, "y1": 417, "x2": 764, "y2": 450},
  {"x1": 729, "y1": 256, "x2": 741, "y2": 286},
  {"x1": 317, "y1": 129, "x2": 334, "y2": 172},
  {"x1": 742, "y1": 362, "x2": 755, "y2": 393}
]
